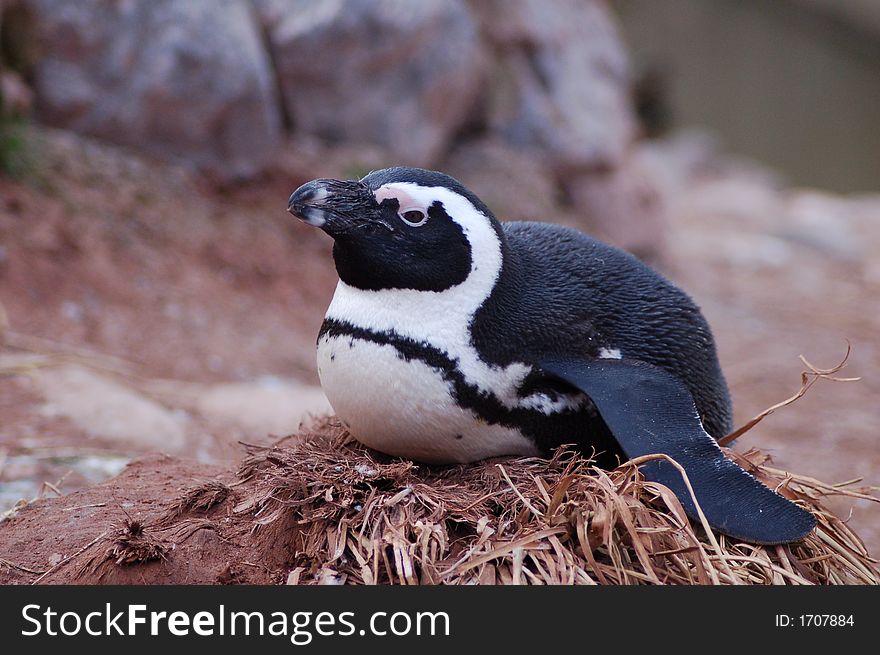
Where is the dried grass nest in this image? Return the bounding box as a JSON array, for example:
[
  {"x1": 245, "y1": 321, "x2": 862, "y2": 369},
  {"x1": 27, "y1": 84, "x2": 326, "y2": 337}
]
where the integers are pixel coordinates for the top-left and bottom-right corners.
[{"x1": 236, "y1": 417, "x2": 879, "y2": 585}]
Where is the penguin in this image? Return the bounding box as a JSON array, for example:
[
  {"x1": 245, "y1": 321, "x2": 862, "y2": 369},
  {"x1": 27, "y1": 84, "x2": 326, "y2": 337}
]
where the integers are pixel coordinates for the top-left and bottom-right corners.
[{"x1": 287, "y1": 166, "x2": 816, "y2": 545}]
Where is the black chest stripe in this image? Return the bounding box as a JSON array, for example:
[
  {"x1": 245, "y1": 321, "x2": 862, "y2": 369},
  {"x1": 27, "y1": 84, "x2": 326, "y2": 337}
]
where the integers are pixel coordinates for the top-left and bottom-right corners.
[
  {"x1": 319, "y1": 318, "x2": 621, "y2": 462},
  {"x1": 320, "y1": 319, "x2": 574, "y2": 431}
]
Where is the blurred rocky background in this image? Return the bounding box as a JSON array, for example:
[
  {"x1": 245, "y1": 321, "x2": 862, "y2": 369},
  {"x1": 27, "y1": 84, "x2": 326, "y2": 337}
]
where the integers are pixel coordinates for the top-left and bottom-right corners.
[{"x1": 1, "y1": 0, "x2": 878, "y2": 556}]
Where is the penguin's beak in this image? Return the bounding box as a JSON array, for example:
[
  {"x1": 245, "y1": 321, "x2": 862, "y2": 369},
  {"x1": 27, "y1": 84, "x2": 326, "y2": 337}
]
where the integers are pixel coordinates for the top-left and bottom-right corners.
[
  {"x1": 287, "y1": 180, "x2": 335, "y2": 229},
  {"x1": 287, "y1": 178, "x2": 377, "y2": 236}
]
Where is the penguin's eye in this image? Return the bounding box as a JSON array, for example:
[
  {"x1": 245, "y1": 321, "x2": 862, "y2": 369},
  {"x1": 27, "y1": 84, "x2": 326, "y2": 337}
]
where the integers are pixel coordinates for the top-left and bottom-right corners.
[{"x1": 399, "y1": 209, "x2": 428, "y2": 227}]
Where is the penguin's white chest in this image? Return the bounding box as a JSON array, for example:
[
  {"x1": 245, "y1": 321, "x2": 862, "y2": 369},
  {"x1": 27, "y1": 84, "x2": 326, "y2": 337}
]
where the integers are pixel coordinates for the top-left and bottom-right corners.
[{"x1": 316, "y1": 332, "x2": 540, "y2": 464}]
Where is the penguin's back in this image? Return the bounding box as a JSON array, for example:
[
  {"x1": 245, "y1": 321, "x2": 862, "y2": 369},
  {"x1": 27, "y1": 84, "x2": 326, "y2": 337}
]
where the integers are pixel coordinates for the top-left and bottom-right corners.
[{"x1": 471, "y1": 220, "x2": 733, "y2": 438}]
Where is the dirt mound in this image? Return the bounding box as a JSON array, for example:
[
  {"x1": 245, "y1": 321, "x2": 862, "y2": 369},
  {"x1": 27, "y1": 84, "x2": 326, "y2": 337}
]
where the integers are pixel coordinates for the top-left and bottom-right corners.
[
  {"x1": 1, "y1": 418, "x2": 876, "y2": 585},
  {"x1": 3, "y1": 126, "x2": 880, "y2": 556}
]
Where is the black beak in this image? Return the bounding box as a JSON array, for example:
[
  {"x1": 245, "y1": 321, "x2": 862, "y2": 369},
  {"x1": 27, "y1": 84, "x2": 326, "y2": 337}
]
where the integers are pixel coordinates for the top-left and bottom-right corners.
[
  {"x1": 287, "y1": 178, "x2": 391, "y2": 237},
  {"x1": 287, "y1": 180, "x2": 334, "y2": 228}
]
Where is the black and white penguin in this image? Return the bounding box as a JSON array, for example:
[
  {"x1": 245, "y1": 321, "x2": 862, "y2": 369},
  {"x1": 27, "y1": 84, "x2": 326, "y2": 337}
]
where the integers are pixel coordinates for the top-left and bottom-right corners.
[{"x1": 287, "y1": 166, "x2": 815, "y2": 544}]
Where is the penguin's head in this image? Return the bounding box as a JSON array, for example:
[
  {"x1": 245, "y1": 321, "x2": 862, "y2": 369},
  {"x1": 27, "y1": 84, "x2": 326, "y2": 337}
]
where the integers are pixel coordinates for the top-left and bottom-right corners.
[{"x1": 287, "y1": 167, "x2": 502, "y2": 292}]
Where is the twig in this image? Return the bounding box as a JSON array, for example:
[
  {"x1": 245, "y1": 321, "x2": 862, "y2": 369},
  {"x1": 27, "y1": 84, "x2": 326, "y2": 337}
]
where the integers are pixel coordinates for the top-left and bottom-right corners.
[
  {"x1": 719, "y1": 342, "x2": 859, "y2": 446},
  {"x1": 0, "y1": 558, "x2": 46, "y2": 575},
  {"x1": 30, "y1": 531, "x2": 109, "y2": 585},
  {"x1": 3, "y1": 330, "x2": 134, "y2": 375},
  {"x1": 627, "y1": 453, "x2": 738, "y2": 585},
  {"x1": 496, "y1": 464, "x2": 543, "y2": 520}
]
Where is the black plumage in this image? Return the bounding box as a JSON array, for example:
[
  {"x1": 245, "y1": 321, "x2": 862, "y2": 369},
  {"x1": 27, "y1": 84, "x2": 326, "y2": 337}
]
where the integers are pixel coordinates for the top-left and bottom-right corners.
[{"x1": 472, "y1": 220, "x2": 733, "y2": 443}]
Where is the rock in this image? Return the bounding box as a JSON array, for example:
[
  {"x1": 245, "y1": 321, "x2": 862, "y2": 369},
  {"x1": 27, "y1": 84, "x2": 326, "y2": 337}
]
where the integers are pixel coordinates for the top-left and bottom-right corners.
[
  {"x1": 193, "y1": 378, "x2": 332, "y2": 439},
  {"x1": 470, "y1": 0, "x2": 635, "y2": 172},
  {"x1": 1, "y1": 71, "x2": 33, "y2": 116},
  {"x1": 255, "y1": 0, "x2": 485, "y2": 166},
  {"x1": 442, "y1": 138, "x2": 560, "y2": 222},
  {"x1": 37, "y1": 365, "x2": 188, "y2": 452},
  {"x1": 780, "y1": 192, "x2": 864, "y2": 262},
  {"x1": 0, "y1": 301, "x2": 8, "y2": 336},
  {"x1": 467, "y1": 0, "x2": 665, "y2": 257},
  {"x1": 563, "y1": 157, "x2": 667, "y2": 261},
  {"x1": 126, "y1": 375, "x2": 332, "y2": 441},
  {"x1": 269, "y1": 133, "x2": 393, "y2": 187},
  {"x1": 28, "y1": 0, "x2": 282, "y2": 179}
]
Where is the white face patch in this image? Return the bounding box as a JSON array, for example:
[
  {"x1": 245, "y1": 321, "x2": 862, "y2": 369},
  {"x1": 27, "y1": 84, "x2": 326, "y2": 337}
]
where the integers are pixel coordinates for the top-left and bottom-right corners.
[
  {"x1": 374, "y1": 184, "x2": 430, "y2": 226},
  {"x1": 374, "y1": 185, "x2": 417, "y2": 209}
]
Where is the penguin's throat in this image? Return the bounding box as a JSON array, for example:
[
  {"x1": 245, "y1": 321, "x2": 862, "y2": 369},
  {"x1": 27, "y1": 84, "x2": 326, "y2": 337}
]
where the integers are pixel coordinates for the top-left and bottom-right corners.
[{"x1": 324, "y1": 273, "x2": 494, "y2": 349}]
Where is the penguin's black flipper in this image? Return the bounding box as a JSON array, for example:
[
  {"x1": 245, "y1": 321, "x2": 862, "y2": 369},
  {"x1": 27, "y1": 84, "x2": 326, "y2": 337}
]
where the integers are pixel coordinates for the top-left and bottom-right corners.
[{"x1": 538, "y1": 356, "x2": 816, "y2": 544}]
